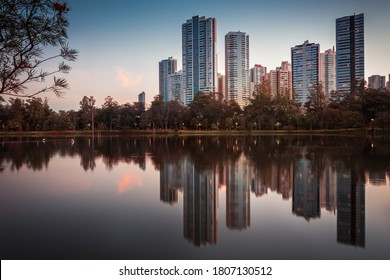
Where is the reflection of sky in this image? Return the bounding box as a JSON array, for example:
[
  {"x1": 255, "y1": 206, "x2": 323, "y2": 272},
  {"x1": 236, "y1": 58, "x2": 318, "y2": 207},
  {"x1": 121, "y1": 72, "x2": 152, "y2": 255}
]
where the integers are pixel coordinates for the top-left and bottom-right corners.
[
  {"x1": 1, "y1": 150, "x2": 390, "y2": 259},
  {"x1": 21, "y1": 0, "x2": 390, "y2": 111}
]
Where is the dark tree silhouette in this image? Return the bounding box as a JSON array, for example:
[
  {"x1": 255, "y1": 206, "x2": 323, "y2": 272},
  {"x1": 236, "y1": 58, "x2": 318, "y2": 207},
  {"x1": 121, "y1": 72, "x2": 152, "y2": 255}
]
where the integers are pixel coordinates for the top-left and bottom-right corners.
[{"x1": 0, "y1": 0, "x2": 78, "y2": 98}]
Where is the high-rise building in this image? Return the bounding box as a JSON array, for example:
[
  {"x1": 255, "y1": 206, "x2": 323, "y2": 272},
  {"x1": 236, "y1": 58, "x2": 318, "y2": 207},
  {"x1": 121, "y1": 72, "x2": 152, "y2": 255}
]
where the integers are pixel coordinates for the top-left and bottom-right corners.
[
  {"x1": 167, "y1": 71, "x2": 183, "y2": 103},
  {"x1": 249, "y1": 64, "x2": 267, "y2": 96},
  {"x1": 291, "y1": 40, "x2": 319, "y2": 105},
  {"x1": 268, "y1": 70, "x2": 278, "y2": 98},
  {"x1": 276, "y1": 61, "x2": 292, "y2": 99},
  {"x1": 319, "y1": 48, "x2": 336, "y2": 99},
  {"x1": 159, "y1": 57, "x2": 177, "y2": 103},
  {"x1": 368, "y1": 75, "x2": 385, "y2": 89},
  {"x1": 217, "y1": 73, "x2": 226, "y2": 99},
  {"x1": 225, "y1": 31, "x2": 250, "y2": 108},
  {"x1": 387, "y1": 74, "x2": 390, "y2": 91},
  {"x1": 250, "y1": 64, "x2": 267, "y2": 85},
  {"x1": 138, "y1": 91, "x2": 145, "y2": 104},
  {"x1": 182, "y1": 15, "x2": 217, "y2": 106},
  {"x1": 336, "y1": 13, "x2": 364, "y2": 94}
]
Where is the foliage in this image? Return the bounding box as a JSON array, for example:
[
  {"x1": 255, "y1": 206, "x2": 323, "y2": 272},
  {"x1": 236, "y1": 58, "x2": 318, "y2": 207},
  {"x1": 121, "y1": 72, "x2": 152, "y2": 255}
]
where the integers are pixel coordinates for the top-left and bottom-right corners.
[
  {"x1": 0, "y1": 0, "x2": 78, "y2": 98},
  {"x1": 1, "y1": 87, "x2": 390, "y2": 132},
  {"x1": 79, "y1": 96, "x2": 95, "y2": 130}
]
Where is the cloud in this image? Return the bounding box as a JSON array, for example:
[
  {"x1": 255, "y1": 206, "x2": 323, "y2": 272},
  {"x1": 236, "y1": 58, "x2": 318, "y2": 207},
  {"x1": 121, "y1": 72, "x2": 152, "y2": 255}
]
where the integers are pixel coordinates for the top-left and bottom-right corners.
[
  {"x1": 117, "y1": 172, "x2": 143, "y2": 193},
  {"x1": 115, "y1": 68, "x2": 142, "y2": 88}
]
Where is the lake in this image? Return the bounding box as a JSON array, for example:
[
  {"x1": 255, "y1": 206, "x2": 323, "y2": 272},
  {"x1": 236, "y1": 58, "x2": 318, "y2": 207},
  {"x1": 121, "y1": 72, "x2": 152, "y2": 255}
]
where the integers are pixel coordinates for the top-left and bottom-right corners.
[{"x1": 1, "y1": 135, "x2": 389, "y2": 259}]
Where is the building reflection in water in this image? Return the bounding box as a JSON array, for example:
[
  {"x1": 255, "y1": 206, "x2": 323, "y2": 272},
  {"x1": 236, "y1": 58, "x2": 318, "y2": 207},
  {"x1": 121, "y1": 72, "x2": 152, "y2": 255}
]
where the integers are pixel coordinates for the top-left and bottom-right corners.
[
  {"x1": 336, "y1": 161, "x2": 365, "y2": 248},
  {"x1": 183, "y1": 161, "x2": 218, "y2": 246},
  {"x1": 320, "y1": 158, "x2": 337, "y2": 214},
  {"x1": 160, "y1": 160, "x2": 182, "y2": 205},
  {"x1": 226, "y1": 155, "x2": 250, "y2": 230},
  {"x1": 293, "y1": 154, "x2": 320, "y2": 220},
  {"x1": 1, "y1": 136, "x2": 381, "y2": 251},
  {"x1": 155, "y1": 137, "x2": 368, "y2": 248}
]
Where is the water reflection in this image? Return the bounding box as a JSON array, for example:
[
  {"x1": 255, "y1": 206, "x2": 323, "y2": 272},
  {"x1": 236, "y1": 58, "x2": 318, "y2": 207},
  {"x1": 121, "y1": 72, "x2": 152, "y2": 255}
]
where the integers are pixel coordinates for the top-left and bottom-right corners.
[{"x1": 1, "y1": 135, "x2": 389, "y2": 258}]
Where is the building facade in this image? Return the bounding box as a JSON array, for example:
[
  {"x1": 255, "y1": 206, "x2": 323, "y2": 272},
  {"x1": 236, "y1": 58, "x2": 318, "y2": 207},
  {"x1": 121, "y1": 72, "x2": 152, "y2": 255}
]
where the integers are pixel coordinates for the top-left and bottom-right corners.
[
  {"x1": 250, "y1": 64, "x2": 267, "y2": 85},
  {"x1": 387, "y1": 74, "x2": 390, "y2": 91},
  {"x1": 319, "y1": 48, "x2": 336, "y2": 99},
  {"x1": 368, "y1": 75, "x2": 385, "y2": 89},
  {"x1": 291, "y1": 40, "x2": 319, "y2": 105},
  {"x1": 217, "y1": 73, "x2": 226, "y2": 99},
  {"x1": 225, "y1": 31, "x2": 250, "y2": 108},
  {"x1": 159, "y1": 57, "x2": 177, "y2": 103},
  {"x1": 182, "y1": 15, "x2": 217, "y2": 106},
  {"x1": 336, "y1": 13, "x2": 364, "y2": 94},
  {"x1": 138, "y1": 91, "x2": 145, "y2": 104},
  {"x1": 249, "y1": 64, "x2": 267, "y2": 96},
  {"x1": 167, "y1": 71, "x2": 183, "y2": 103}
]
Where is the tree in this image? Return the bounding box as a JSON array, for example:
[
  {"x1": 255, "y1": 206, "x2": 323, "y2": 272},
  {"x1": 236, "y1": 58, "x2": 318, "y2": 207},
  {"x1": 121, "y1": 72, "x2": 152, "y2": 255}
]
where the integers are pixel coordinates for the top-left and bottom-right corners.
[
  {"x1": 24, "y1": 97, "x2": 49, "y2": 130},
  {"x1": 304, "y1": 83, "x2": 327, "y2": 129},
  {"x1": 101, "y1": 96, "x2": 119, "y2": 130},
  {"x1": 244, "y1": 93, "x2": 272, "y2": 130},
  {"x1": 79, "y1": 96, "x2": 95, "y2": 130},
  {"x1": 147, "y1": 95, "x2": 165, "y2": 129},
  {"x1": 6, "y1": 98, "x2": 25, "y2": 131},
  {"x1": 0, "y1": 0, "x2": 78, "y2": 98}
]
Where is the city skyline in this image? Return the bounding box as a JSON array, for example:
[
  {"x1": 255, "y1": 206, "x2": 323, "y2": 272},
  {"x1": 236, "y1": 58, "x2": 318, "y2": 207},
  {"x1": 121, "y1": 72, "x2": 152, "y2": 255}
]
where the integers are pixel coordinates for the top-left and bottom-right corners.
[{"x1": 17, "y1": 0, "x2": 390, "y2": 111}]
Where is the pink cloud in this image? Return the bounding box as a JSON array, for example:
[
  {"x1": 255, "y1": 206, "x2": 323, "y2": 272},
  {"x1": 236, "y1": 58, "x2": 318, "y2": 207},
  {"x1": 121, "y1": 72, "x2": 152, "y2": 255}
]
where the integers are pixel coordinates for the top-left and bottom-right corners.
[
  {"x1": 117, "y1": 172, "x2": 143, "y2": 193},
  {"x1": 115, "y1": 68, "x2": 142, "y2": 88}
]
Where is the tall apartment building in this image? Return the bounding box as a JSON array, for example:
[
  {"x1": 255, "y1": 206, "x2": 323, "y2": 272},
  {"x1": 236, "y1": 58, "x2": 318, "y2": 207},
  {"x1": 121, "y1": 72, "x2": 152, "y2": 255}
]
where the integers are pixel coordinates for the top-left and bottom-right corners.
[
  {"x1": 182, "y1": 15, "x2": 217, "y2": 106},
  {"x1": 250, "y1": 64, "x2": 267, "y2": 96},
  {"x1": 291, "y1": 40, "x2": 319, "y2": 105},
  {"x1": 368, "y1": 75, "x2": 385, "y2": 89},
  {"x1": 217, "y1": 73, "x2": 226, "y2": 99},
  {"x1": 387, "y1": 74, "x2": 390, "y2": 91},
  {"x1": 225, "y1": 31, "x2": 250, "y2": 108},
  {"x1": 250, "y1": 64, "x2": 267, "y2": 85},
  {"x1": 319, "y1": 48, "x2": 336, "y2": 99},
  {"x1": 278, "y1": 61, "x2": 292, "y2": 98},
  {"x1": 167, "y1": 71, "x2": 183, "y2": 102},
  {"x1": 264, "y1": 62, "x2": 292, "y2": 99},
  {"x1": 336, "y1": 13, "x2": 364, "y2": 94},
  {"x1": 138, "y1": 91, "x2": 145, "y2": 105},
  {"x1": 159, "y1": 57, "x2": 177, "y2": 103}
]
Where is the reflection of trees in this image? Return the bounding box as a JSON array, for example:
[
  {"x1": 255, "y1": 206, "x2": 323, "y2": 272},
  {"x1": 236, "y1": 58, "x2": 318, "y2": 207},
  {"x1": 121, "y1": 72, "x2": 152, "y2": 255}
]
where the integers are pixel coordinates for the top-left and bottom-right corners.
[
  {"x1": 1, "y1": 135, "x2": 390, "y2": 182},
  {"x1": 0, "y1": 138, "x2": 54, "y2": 171},
  {"x1": 0, "y1": 137, "x2": 149, "y2": 172}
]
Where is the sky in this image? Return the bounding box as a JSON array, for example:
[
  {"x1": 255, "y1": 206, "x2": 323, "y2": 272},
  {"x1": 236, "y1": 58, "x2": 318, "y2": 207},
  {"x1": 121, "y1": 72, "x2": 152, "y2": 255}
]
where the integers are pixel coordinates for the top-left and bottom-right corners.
[{"x1": 25, "y1": 0, "x2": 390, "y2": 111}]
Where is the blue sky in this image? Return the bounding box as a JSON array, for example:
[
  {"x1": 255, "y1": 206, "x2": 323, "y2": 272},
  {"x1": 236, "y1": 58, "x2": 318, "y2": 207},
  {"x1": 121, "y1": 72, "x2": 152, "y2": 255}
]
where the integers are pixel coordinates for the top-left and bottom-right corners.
[{"x1": 36, "y1": 0, "x2": 390, "y2": 111}]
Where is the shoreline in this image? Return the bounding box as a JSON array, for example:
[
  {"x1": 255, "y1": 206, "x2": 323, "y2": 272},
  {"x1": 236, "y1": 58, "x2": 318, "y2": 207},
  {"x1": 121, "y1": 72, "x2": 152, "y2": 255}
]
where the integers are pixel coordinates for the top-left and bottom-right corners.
[{"x1": 0, "y1": 128, "x2": 382, "y2": 137}]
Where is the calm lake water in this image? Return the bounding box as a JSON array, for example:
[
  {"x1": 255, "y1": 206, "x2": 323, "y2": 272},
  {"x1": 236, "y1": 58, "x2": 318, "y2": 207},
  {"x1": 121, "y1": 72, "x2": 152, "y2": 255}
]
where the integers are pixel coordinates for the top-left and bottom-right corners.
[{"x1": 1, "y1": 135, "x2": 390, "y2": 260}]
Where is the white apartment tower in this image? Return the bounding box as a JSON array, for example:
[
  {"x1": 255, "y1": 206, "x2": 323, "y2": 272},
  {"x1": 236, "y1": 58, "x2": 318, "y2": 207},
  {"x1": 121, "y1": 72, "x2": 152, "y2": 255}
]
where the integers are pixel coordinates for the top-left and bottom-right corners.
[
  {"x1": 182, "y1": 15, "x2": 217, "y2": 106},
  {"x1": 319, "y1": 48, "x2": 336, "y2": 99},
  {"x1": 225, "y1": 31, "x2": 250, "y2": 108},
  {"x1": 250, "y1": 64, "x2": 267, "y2": 96},
  {"x1": 159, "y1": 57, "x2": 177, "y2": 103},
  {"x1": 167, "y1": 71, "x2": 183, "y2": 103}
]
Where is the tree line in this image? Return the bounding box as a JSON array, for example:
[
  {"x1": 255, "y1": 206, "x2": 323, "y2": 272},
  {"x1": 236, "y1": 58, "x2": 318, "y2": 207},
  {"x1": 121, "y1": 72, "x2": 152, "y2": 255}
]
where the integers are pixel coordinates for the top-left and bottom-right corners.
[{"x1": 1, "y1": 81, "x2": 390, "y2": 132}]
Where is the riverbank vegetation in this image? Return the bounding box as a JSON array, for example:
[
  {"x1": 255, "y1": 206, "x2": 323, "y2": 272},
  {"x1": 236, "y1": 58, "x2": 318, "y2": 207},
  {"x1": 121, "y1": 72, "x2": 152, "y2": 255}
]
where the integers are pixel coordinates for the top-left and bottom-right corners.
[{"x1": 1, "y1": 82, "x2": 389, "y2": 133}]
